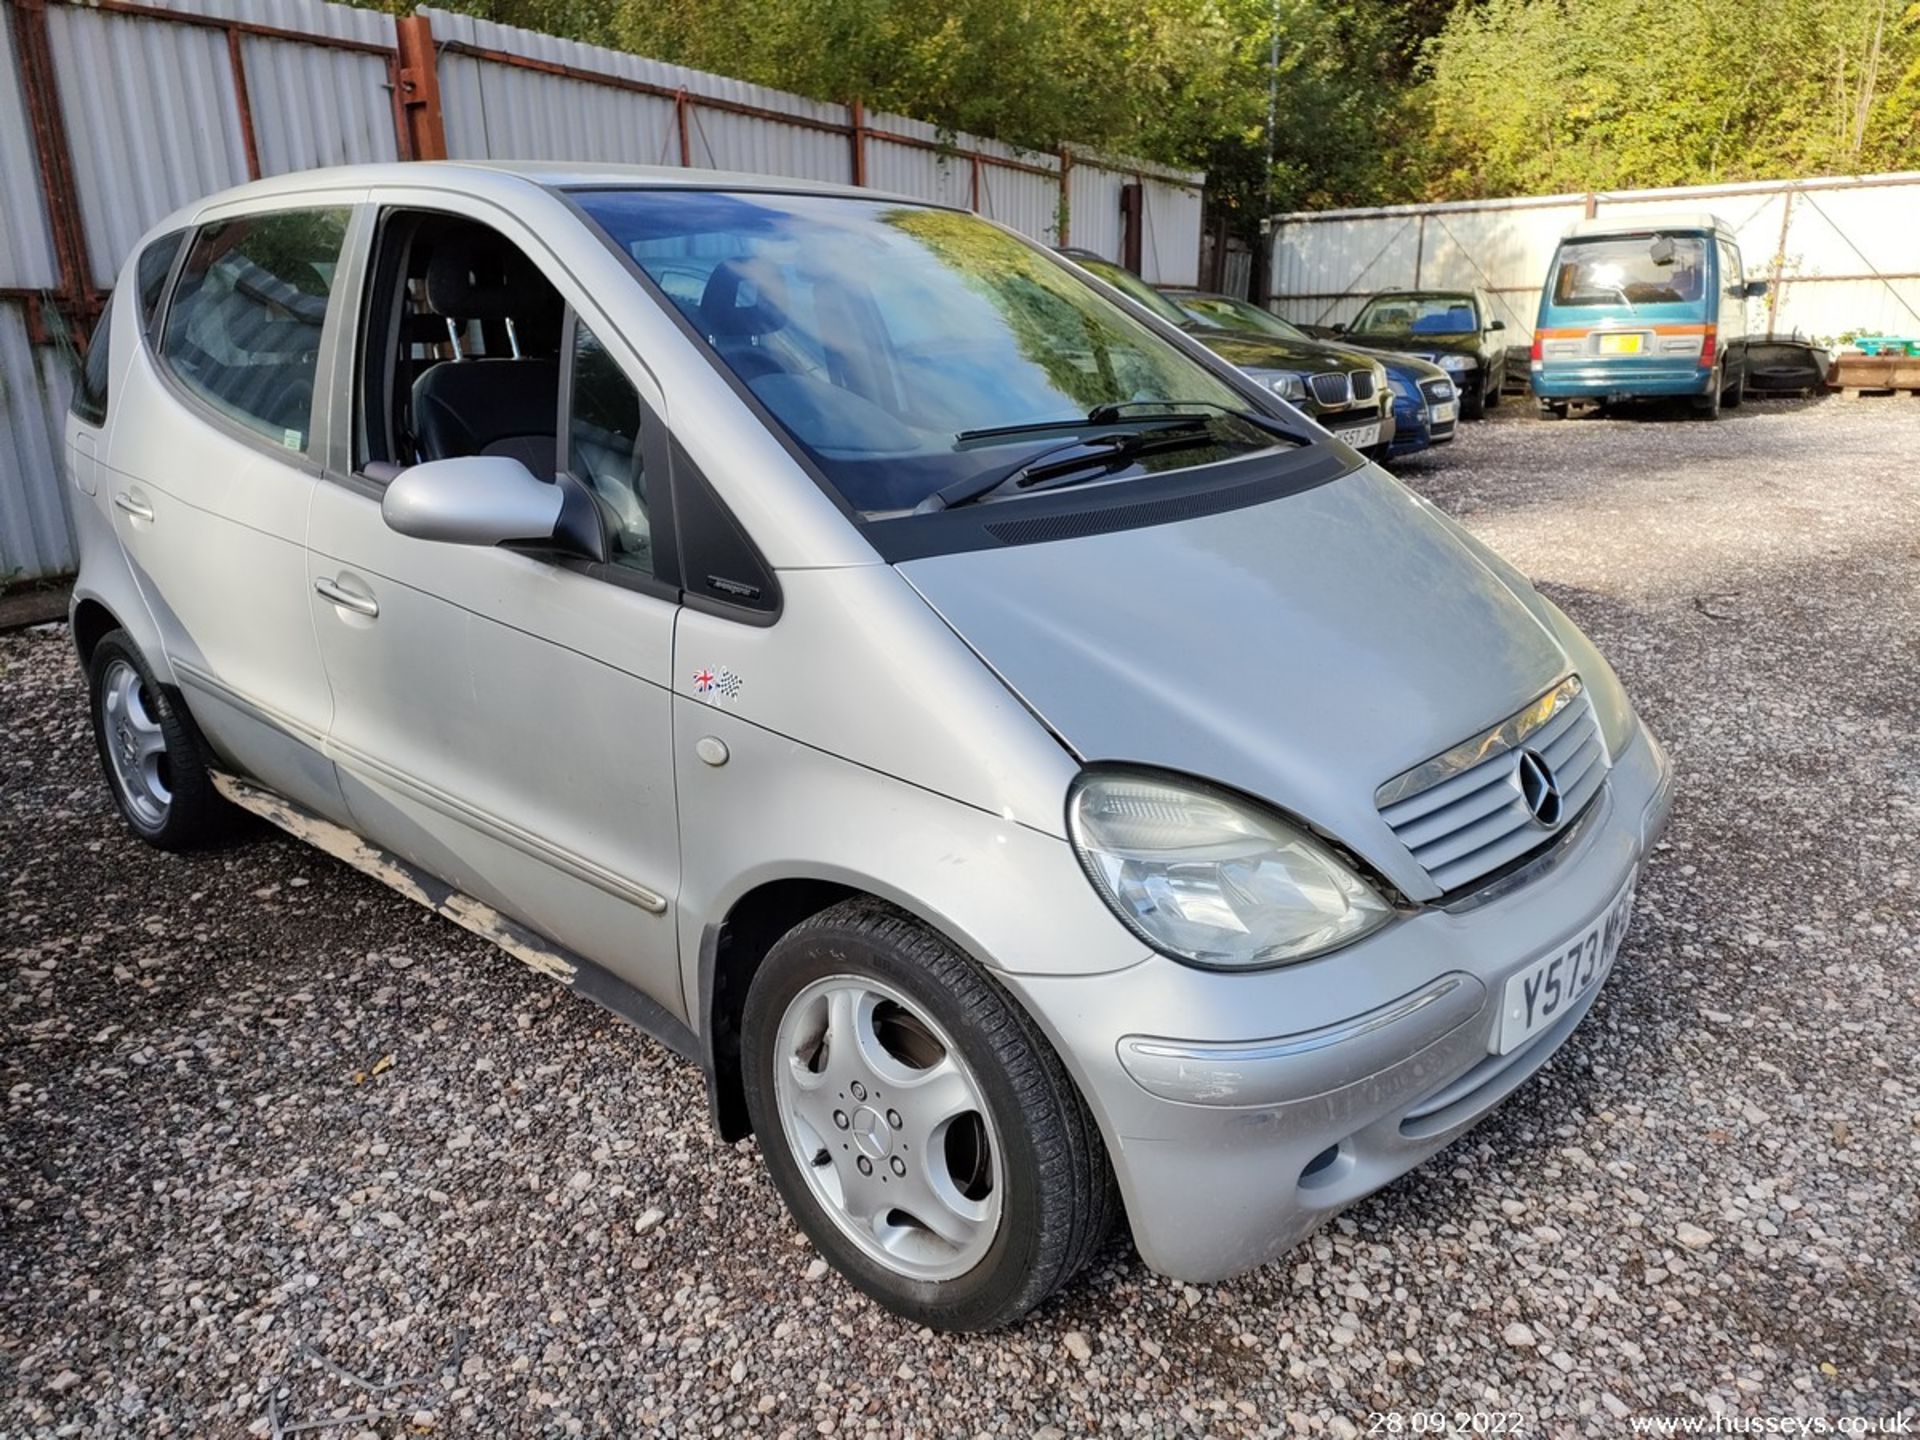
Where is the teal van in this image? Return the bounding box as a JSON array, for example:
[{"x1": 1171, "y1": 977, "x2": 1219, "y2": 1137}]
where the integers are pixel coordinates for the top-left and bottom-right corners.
[{"x1": 1530, "y1": 213, "x2": 1769, "y2": 419}]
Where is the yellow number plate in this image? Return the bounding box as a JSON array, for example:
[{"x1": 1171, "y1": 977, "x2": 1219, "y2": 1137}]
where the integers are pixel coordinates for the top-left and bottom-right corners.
[{"x1": 1598, "y1": 333, "x2": 1643, "y2": 355}]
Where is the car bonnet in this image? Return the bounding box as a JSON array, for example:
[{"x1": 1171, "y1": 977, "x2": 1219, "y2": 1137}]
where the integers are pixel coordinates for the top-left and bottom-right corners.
[{"x1": 894, "y1": 465, "x2": 1571, "y2": 900}]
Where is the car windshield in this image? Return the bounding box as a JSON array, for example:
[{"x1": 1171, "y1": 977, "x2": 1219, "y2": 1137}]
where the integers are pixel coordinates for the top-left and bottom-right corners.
[
  {"x1": 1552, "y1": 236, "x2": 1708, "y2": 307},
  {"x1": 1352, "y1": 294, "x2": 1479, "y2": 337},
  {"x1": 1176, "y1": 295, "x2": 1308, "y2": 340},
  {"x1": 575, "y1": 190, "x2": 1269, "y2": 515}
]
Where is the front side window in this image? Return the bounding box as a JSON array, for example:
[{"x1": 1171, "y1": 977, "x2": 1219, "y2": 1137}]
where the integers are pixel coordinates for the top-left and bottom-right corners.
[
  {"x1": 575, "y1": 190, "x2": 1282, "y2": 518},
  {"x1": 1352, "y1": 294, "x2": 1480, "y2": 337},
  {"x1": 567, "y1": 318, "x2": 651, "y2": 575},
  {"x1": 161, "y1": 207, "x2": 348, "y2": 452},
  {"x1": 1551, "y1": 237, "x2": 1708, "y2": 309}
]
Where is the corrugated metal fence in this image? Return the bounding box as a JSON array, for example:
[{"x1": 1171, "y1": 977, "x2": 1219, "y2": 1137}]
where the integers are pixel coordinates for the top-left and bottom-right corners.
[
  {"x1": 0, "y1": 0, "x2": 1206, "y2": 583},
  {"x1": 1270, "y1": 173, "x2": 1920, "y2": 346}
]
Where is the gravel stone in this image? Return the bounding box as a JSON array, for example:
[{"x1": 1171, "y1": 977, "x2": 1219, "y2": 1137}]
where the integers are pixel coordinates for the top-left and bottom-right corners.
[{"x1": 4, "y1": 398, "x2": 1917, "y2": 1435}]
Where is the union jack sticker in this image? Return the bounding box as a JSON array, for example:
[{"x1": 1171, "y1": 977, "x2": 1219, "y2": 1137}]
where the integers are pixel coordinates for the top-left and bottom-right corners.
[{"x1": 694, "y1": 667, "x2": 743, "y2": 700}]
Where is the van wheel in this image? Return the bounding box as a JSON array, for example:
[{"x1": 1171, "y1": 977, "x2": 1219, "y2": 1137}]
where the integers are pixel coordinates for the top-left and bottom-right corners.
[
  {"x1": 88, "y1": 630, "x2": 235, "y2": 850},
  {"x1": 1724, "y1": 364, "x2": 1746, "y2": 408},
  {"x1": 741, "y1": 898, "x2": 1116, "y2": 1331},
  {"x1": 1461, "y1": 387, "x2": 1486, "y2": 421},
  {"x1": 1692, "y1": 374, "x2": 1723, "y2": 420}
]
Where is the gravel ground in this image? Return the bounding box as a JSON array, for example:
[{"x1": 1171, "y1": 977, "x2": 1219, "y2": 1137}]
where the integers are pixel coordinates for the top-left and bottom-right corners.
[{"x1": 4, "y1": 394, "x2": 1918, "y2": 1438}]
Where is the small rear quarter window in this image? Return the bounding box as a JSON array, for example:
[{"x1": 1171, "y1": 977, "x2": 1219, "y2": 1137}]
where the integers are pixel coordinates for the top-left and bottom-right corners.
[{"x1": 71, "y1": 302, "x2": 113, "y2": 428}]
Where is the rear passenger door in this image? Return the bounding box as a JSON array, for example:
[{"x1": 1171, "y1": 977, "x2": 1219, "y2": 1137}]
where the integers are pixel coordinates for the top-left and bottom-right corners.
[
  {"x1": 105, "y1": 199, "x2": 361, "y2": 821},
  {"x1": 304, "y1": 197, "x2": 685, "y2": 1020}
]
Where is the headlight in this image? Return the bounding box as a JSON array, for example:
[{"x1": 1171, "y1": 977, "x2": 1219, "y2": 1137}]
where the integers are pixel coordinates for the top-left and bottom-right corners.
[
  {"x1": 1267, "y1": 372, "x2": 1307, "y2": 401},
  {"x1": 1437, "y1": 354, "x2": 1473, "y2": 373},
  {"x1": 1068, "y1": 771, "x2": 1395, "y2": 969},
  {"x1": 1387, "y1": 375, "x2": 1413, "y2": 401}
]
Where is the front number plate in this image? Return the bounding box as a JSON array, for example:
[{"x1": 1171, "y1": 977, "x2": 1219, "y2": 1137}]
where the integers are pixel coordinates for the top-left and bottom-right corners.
[
  {"x1": 1333, "y1": 420, "x2": 1381, "y2": 448},
  {"x1": 1495, "y1": 879, "x2": 1637, "y2": 1054},
  {"x1": 1430, "y1": 401, "x2": 1457, "y2": 424}
]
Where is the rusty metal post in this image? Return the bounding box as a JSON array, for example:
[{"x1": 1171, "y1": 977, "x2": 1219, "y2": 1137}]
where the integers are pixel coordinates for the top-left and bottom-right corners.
[
  {"x1": 675, "y1": 88, "x2": 692, "y2": 166},
  {"x1": 1057, "y1": 145, "x2": 1072, "y2": 246},
  {"x1": 1766, "y1": 187, "x2": 1795, "y2": 336},
  {"x1": 9, "y1": 0, "x2": 97, "y2": 340},
  {"x1": 1583, "y1": 192, "x2": 1598, "y2": 219},
  {"x1": 394, "y1": 13, "x2": 448, "y2": 161},
  {"x1": 969, "y1": 153, "x2": 980, "y2": 212},
  {"x1": 849, "y1": 98, "x2": 867, "y2": 186},
  {"x1": 1413, "y1": 213, "x2": 1427, "y2": 288},
  {"x1": 226, "y1": 27, "x2": 263, "y2": 179}
]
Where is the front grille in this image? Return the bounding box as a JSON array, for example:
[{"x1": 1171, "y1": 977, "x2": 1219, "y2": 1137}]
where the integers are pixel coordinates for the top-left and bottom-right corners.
[
  {"x1": 1308, "y1": 371, "x2": 1352, "y2": 407},
  {"x1": 1419, "y1": 378, "x2": 1454, "y2": 404},
  {"x1": 1349, "y1": 370, "x2": 1377, "y2": 402},
  {"x1": 1376, "y1": 676, "x2": 1608, "y2": 894}
]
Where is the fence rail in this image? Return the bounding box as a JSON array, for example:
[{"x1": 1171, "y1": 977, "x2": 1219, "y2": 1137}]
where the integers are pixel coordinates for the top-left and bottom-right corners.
[
  {"x1": 1268, "y1": 172, "x2": 1920, "y2": 347},
  {"x1": 0, "y1": 0, "x2": 1206, "y2": 582}
]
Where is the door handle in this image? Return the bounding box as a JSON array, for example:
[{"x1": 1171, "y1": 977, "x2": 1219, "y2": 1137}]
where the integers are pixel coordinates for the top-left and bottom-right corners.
[
  {"x1": 314, "y1": 576, "x2": 379, "y2": 618},
  {"x1": 112, "y1": 491, "x2": 155, "y2": 522}
]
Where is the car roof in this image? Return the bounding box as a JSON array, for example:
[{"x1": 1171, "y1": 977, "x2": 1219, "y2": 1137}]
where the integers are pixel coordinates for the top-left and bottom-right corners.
[{"x1": 172, "y1": 159, "x2": 953, "y2": 223}]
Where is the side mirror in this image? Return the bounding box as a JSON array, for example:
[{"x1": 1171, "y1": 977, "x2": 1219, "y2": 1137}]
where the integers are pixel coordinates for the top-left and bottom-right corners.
[
  {"x1": 1331, "y1": 321, "x2": 1346, "y2": 333},
  {"x1": 1744, "y1": 279, "x2": 1770, "y2": 299},
  {"x1": 1489, "y1": 318, "x2": 1507, "y2": 332},
  {"x1": 382, "y1": 455, "x2": 607, "y2": 563}
]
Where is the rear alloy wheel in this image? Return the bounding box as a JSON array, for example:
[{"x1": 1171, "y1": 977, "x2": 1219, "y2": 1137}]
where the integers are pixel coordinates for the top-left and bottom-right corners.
[
  {"x1": 88, "y1": 630, "x2": 235, "y2": 849},
  {"x1": 742, "y1": 899, "x2": 1115, "y2": 1331}
]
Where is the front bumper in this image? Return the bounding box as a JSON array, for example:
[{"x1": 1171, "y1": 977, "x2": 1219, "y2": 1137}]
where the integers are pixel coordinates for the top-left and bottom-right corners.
[
  {"x1": 1532, "y1": 362, "x2": 1712, "y2": 400},
  {"x1": 1002, "y1": 719, "x2": 1673, "y2": 1283}
]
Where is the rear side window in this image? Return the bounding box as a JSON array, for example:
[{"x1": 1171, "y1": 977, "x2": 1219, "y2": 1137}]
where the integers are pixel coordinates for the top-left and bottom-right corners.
[
  {"x1": 161, "y1": 207, "x2": 349, "y2": 453},
  {"x1": 71, "y1": 303, "x2": 113, "y2": 428}
]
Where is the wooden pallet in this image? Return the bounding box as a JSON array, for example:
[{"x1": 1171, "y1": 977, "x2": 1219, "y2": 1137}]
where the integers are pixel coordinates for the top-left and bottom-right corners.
[{"x1": 1830, "y1": 353, "x2": 1920, "y2": 396}]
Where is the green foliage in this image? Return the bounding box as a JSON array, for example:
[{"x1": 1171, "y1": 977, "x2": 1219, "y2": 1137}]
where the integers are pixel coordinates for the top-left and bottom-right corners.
[
  {"x1": 1421, "y1": 0, "x2": 1920, "y2": 197},
  {"x1": 386, "y1": 0, "x2": 1920, "y2": 238}
]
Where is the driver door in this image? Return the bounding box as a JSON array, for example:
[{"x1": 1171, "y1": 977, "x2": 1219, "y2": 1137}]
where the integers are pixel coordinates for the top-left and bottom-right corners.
[{"x1": 305, "y1": 196, "x2": 685, "y2": 1019}]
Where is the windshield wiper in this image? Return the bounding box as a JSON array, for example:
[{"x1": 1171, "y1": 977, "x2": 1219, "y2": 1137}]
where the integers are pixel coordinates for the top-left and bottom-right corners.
[
  {"x1": 1084, "y1": 399, "x2": 1291, "y2": 435},
  {"x1": 915, "y1": 420, "x2": 1216, "y2": 514},
  {"x1": 954, "y1": 400, "x2": 1288, "y2": 448}
]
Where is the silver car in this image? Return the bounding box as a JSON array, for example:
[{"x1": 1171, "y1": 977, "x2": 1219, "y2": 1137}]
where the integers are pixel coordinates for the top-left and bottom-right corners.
[{"x1": 66, "y1": 162, "x2": 1672, "y2": 1331}]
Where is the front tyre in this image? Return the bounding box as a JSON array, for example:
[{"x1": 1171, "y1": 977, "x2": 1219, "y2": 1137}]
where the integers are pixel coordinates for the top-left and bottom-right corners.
[
  {"x1": 742, "y1": 898, "x2": 1116, "y2": 1331},
  {"x1": 88, "y1": 630, "x2": 235, "y2": 849}
]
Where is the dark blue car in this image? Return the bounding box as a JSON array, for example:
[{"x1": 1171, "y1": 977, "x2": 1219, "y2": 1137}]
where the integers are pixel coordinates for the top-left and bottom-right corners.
[{"x1": 1165, "y1": 290, "x2": 1457, "y2": 462}]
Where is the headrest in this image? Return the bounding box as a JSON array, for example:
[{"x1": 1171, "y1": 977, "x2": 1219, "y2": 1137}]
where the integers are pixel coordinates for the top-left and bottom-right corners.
[
  {"x1": 699, "y1": 259, "x2": 787, "y2": 338},
  {"x1": 425, "y1": 240, "x2": 516, "y2": 320}
]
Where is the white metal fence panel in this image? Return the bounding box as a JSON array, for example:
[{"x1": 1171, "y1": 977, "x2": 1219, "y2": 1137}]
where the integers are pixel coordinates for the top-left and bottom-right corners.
[
  {"x1": 0, "y1": 303, "x2": 76, "y2": 581},
  {"x1": 867, "y1": 137, "x2": 973, "y2": 210},
  {"x1": 978, "y1": 162, "x2": 1059, "y2": 245},
  {"x1": 1272, "y1": 173, "x2": 1920, "y2": 344},
  {"x1": 0, "y1": 12, "x2": 56, "y2": 288},
  {"x1": 1140, "y1": 177, "x2": 1201, "y2": 285},
  {"x1": 48, "y1": 5, "x2": 250, "y2": 287},
  {"x1": 1066, "y1": 163, "x2": 1123, "y2": 259},
  {"x1": 244, "y1": 35, "x2": 399, "y2": 174}
]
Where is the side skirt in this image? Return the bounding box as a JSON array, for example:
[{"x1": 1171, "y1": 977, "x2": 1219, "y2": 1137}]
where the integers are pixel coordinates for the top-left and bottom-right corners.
[{"x1": 211, "y1": 771, "x2": 703, "y2": 1065}]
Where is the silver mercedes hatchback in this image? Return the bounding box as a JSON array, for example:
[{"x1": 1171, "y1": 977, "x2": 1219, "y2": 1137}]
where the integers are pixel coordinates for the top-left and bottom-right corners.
[{"x1": 66, "y1": 162, "x2": 1671, "y2": 1330}]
